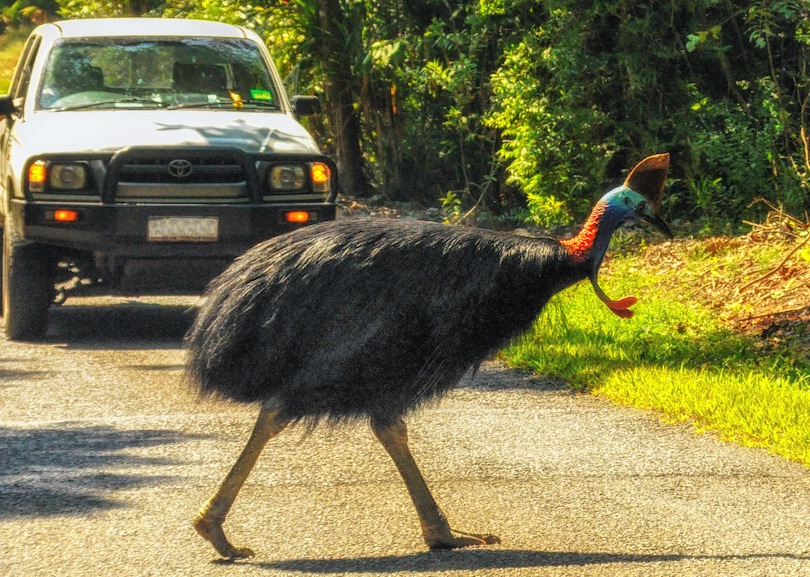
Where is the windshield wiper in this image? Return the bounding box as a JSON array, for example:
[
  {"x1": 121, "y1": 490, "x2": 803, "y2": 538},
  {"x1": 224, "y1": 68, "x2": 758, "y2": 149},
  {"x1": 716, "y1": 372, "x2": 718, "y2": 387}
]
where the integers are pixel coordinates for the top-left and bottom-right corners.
[
  {"x1": 54, "y1": 97, "x2": 170, "y2": 111},
  {"x1": 168, "y1": 100, "x2": 280, "y2": 110}
]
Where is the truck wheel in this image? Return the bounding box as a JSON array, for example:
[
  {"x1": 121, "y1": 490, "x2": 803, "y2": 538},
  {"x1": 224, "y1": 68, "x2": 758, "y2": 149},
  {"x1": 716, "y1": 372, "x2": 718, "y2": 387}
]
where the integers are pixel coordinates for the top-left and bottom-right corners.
[
  {"x1": 3, "y1": 219, "x2": 54, "y2": 341},
  {"x1": 0, "y1": 225, "x2": 4, "y2": 317}
]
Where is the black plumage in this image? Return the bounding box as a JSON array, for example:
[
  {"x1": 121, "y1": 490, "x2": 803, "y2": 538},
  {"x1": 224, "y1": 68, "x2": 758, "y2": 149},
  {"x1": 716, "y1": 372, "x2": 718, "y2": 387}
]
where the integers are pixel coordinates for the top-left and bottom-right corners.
[
  {"x1": 186, "y1": 154, "x2": 673, "y2": 560},
  {"x1": 186, "y1": 219, "x2": 582, "y2": 422}
]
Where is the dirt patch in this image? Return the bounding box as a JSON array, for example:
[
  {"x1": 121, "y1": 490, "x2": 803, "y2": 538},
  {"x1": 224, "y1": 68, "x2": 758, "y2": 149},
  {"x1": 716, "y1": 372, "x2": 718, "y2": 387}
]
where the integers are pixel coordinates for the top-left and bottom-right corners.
[
  {"x1": 643, "y1": 210, "x2": 810, "y2": 361},
  {"x1": 337, "y1": 195, "x2": 444, "y2": 222}
]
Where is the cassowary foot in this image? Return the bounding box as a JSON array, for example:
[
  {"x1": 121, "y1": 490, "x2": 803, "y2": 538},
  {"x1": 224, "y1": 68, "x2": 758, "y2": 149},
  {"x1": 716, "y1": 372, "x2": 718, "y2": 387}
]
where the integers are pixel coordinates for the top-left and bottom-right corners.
[
  {"x1": 426, "y1": 528, "x2": 501, "y2": 550},
  {"x1": 194, "y1": 514, "x2": 255, "y2": 561}
]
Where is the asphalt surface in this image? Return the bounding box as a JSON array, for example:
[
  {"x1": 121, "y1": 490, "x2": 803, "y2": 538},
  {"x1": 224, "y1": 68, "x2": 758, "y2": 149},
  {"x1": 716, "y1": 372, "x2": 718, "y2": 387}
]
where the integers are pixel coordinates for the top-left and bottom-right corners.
[{"x1": 0, "y1": 296, "x2": 808, "y2": 577}]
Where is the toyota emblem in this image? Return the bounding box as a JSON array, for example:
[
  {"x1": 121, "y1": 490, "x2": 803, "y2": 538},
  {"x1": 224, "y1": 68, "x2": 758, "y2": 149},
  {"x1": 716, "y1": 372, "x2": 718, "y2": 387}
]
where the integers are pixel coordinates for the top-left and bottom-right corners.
[{"x1": 167, "y1": 159, "x2": 193, "y2": 178}]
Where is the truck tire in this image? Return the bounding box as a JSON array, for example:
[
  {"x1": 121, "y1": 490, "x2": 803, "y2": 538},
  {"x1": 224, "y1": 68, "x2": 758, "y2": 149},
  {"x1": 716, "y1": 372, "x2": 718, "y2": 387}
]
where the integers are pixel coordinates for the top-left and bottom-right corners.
[
  {"x1": 2, "y1": 218, "x2": 54, "y2": 341},
  {"x1": 0, "y1": 224, "x2": 4, "y2": 318}
]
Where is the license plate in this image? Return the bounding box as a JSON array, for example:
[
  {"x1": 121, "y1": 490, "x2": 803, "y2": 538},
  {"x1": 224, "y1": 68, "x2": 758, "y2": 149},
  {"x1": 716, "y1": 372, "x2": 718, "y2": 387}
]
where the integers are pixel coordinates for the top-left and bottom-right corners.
[{"x1": 147, "y1": 216, "x2": 219, "y2": 242}]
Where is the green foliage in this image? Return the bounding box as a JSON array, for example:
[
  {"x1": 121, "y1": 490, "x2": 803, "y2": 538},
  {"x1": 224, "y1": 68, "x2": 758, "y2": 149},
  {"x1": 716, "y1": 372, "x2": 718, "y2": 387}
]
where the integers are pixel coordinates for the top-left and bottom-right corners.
[
  {"x1": 0, "y1": 0, "x2": 57, "y2": 26},
  {"x1": 439, "y1": 189, "x2": 463, "y2": 222},
  {"x1": 485, "y1": 0, "x2": 809, "y2": 221},
  {"x1": 486, "y1": 0, "x2": 698, "y2": 218},
  {"x1": 487, "y1": 29, "x2": 609, "y2": 219},
  {"x1": 360, "y1": 4, "x2": 502, "y2": 204},
  {"x1": 0, "y1": 29, "x2": 25, "y2": 92},
  {"x1": 45, "y1": 0, "x2": 810, "y2": 222},
  {"x1": 524, "y1": 191, "x2": 570, "y2": 228},
  {"x1": 58, "y1": 0, "x2": 163, "y2": 18},
  {"x1": 686, "y1": 90, "x2": 781, "y2": 222}
]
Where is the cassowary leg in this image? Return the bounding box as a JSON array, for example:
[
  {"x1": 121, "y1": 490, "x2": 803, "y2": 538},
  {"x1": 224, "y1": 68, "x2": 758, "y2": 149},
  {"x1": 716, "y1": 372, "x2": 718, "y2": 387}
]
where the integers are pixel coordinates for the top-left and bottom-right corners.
[
  {"x1": 371, "y1": 417, "x2": 500, "y2": 550},
  {"x1": 194, "y1": 403, "x2": 290, "y2": 560}
]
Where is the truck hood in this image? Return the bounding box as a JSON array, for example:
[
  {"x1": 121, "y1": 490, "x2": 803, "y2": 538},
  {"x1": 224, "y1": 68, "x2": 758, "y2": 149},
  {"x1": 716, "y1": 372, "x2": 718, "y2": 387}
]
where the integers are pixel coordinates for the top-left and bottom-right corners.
[{"x1": 17, "y1": 109, "x2": 321, "y2": 156}]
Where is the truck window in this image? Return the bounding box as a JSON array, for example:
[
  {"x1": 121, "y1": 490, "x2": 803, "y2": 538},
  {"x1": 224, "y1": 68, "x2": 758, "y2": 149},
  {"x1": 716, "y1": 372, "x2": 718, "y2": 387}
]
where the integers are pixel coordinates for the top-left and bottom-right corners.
[
  {"x1": 10, "y1": 35, "x2": 42, "y2": 102},
  {"x1": 38, "y1": 37, "x2": 279, "y2": 110}
]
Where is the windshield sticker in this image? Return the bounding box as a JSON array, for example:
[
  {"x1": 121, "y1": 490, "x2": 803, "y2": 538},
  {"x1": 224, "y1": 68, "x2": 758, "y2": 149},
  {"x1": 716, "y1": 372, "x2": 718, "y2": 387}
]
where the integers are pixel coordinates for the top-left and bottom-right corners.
[{"x1": 250, "y1": 89, "x2": 273, "y2": 102}]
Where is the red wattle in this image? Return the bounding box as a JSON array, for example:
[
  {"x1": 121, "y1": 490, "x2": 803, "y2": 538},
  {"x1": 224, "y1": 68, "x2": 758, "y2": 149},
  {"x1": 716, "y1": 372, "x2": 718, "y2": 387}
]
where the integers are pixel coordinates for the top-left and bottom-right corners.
[
  {"x1": 600, "y1": 294, "x2": 637, "y2": 319},
  {"x1": 606, "y1": 295, "x2": 637, "y2": 309},
  {"x1": 609, "y1": 306, "x2": 635, "y2": 319}
]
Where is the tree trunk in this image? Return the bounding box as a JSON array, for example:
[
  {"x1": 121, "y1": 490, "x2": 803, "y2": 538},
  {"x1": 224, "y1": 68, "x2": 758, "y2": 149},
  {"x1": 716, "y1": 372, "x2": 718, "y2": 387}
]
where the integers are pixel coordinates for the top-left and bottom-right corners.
[{"x1": 317, "y1": 0, "x2": 373, "y2": 197}]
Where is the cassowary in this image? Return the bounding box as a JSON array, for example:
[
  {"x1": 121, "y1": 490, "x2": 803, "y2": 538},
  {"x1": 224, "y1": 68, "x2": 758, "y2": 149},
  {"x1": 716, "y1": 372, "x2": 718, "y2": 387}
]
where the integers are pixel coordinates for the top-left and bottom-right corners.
[{"x1": 186, "y1": 153, "x2": 673, "y2": 559}]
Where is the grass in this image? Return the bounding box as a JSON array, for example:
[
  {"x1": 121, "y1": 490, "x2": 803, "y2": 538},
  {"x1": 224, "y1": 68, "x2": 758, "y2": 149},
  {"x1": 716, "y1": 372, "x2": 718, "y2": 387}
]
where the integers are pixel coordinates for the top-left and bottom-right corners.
[
  {"x1": 502, "y1": 235, "x2": 810, "y2": 466},
  {"x1": 600, "y1": 366, "x2": 810, "y2": 464}
]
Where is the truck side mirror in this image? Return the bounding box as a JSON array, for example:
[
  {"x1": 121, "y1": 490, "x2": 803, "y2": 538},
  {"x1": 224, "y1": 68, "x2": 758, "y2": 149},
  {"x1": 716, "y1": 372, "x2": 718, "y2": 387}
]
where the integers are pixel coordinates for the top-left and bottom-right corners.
[
  {"x1": 290, "y1": 95, "x2": 321, "y2": 117},
  {"x1": 0, "y1": 95, "x2": 16, "y2": 117}
]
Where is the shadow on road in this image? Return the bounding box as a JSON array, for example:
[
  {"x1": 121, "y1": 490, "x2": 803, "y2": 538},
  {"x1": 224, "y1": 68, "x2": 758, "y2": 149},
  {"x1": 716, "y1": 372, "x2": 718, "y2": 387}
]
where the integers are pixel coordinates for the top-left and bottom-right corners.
[
  {"x1": 0, "y1": 424, "x2": 202, "y2": 518},
  {"x1": 461, "y1": 364, "x2": 570, "y2": 393},
  {"x1": 45, "y1": 300, "x2": 198, "y2": 348},
  {"x1": 0, "y1": 357, "x2": 49, "y2": 386},
  {"x1": 259, "y1": 549, "x2": 809, "y2": 573}
]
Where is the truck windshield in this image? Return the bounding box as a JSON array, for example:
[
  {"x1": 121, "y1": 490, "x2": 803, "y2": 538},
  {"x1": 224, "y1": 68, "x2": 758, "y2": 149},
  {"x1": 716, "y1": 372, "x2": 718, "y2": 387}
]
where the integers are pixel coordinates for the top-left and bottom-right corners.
[{"x1": 38, "y1": 37, "x2": 280, "y2": 111}]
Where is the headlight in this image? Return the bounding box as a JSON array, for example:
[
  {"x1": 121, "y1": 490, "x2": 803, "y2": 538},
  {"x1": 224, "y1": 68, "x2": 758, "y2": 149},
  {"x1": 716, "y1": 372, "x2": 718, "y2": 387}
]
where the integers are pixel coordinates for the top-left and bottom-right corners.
[
  {"x1": 50, "y1": 164, "x2": 88, "y2": 190},
  {"x1": 269, "y1": 165, "x2": 306, "y2": 191},
  {"x1": 27, "y1": 161, "x2": 89, "y2": 193}
]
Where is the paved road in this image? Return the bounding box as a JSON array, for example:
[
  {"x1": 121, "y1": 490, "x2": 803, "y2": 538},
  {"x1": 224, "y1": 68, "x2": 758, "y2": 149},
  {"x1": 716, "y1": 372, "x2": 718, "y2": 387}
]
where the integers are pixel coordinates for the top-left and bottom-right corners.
[{"x1": 0, "y1": 297, "x2": 808, "y2": 577}]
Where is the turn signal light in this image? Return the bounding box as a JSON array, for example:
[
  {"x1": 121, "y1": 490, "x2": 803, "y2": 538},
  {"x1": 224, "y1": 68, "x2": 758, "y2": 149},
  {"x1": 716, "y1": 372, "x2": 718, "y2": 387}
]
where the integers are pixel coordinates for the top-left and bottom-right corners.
[
  {"x1": 55, "y1": 209, "x2": 80, "y2": 222},
  {"x1": 46, "y1": 209, "x2": 80, "y2": 223},
  {"x1": 284, "y1": 211, "x2": 311, "y2": 223},
  {"x1": 28, "y1": 161, "x2": 47, "y2": 192},
  {"x1": 310, "y1": 162, "x2": 331, "y2": 193}
]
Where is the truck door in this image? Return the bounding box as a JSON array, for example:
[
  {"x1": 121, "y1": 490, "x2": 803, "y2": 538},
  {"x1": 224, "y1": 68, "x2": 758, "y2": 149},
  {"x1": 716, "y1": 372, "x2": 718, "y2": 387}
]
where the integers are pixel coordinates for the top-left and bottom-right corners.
[{"x1": 0, "y1": 34, "x2": 41, "y2": 216}]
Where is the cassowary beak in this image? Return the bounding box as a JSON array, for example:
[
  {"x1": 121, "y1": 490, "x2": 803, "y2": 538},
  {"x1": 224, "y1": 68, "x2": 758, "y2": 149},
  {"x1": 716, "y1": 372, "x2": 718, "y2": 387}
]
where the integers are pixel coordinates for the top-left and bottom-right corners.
[{"x1": 638, "y1": 211, "x2": 674, "y2": 239}]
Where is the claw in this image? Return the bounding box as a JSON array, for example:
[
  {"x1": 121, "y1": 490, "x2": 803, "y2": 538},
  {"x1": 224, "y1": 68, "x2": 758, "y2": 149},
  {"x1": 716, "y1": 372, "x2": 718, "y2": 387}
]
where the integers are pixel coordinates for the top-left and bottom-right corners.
[
  {"x1": 194, "y1": 514, "x2": 255, "y2": 560},
  {"x1": 426, "y1": 528, "x2": 501, "y2": 550}
]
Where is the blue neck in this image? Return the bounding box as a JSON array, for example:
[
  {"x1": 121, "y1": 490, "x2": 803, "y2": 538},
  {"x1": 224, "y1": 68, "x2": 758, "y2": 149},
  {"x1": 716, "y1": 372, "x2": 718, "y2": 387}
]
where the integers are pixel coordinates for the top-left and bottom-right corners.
[{"x1": 590, "y1": 202, "x2": 626, "y2": 269}]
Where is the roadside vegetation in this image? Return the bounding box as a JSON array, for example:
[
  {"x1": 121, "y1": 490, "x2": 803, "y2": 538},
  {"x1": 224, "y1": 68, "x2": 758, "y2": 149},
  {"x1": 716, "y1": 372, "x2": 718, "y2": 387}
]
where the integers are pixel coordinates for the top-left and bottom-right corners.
[
  {"x1": 0, "y1": 3, "x2": 807, "y2": 465},
  {"x1": 3, "y1": 1, "x2": 809, "y2": 221},
  {"x1": 503, "y1": 210, "x2": 810, "y2": 465}
]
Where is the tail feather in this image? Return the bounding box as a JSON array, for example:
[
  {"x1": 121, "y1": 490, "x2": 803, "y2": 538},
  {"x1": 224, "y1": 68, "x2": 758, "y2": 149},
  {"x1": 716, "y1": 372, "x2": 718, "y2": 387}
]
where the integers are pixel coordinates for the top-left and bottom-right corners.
[{"x1": 184, "y1": 244, "x2": 292, "y2": 403}]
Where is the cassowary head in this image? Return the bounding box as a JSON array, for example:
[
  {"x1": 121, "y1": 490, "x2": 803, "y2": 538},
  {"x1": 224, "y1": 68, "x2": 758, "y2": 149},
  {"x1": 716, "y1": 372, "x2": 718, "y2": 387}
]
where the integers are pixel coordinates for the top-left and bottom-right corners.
[{"x1": 563, "y1": 153, "x2": 673, "y2": 318}]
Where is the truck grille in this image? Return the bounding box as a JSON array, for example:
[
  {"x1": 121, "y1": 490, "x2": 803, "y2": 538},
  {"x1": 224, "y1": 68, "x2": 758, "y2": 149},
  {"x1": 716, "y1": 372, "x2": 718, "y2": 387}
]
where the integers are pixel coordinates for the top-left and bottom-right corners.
[
  {"x1": 119, "y1": 157, "x2": 244, "y2": 184},
  {"x1": 112, "y1": 150, "x2": 250, "y2": 202}
]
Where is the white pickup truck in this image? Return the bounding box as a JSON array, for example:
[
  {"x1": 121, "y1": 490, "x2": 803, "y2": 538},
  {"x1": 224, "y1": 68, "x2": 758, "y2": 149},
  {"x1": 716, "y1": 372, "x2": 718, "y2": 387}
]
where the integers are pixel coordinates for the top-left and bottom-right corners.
[{"x1": 0, "y1": 18, "x2": 337, "y2": 340}]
